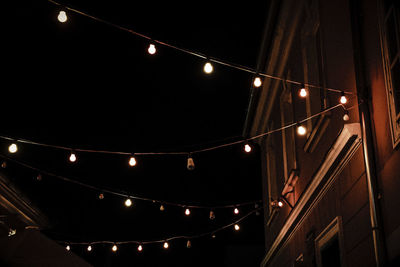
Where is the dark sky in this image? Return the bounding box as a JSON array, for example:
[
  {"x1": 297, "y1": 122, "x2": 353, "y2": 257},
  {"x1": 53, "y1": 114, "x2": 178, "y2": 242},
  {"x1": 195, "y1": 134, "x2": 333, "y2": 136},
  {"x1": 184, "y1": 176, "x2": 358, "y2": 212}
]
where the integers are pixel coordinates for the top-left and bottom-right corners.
[{"x1": 3, "y1": 0, "x2": 269, "y2": 266}]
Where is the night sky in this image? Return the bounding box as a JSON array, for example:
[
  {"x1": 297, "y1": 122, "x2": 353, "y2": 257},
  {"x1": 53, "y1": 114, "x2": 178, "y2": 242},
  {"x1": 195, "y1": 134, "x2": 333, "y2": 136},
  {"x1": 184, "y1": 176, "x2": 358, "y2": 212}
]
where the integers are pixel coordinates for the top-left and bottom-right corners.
[{"x1": 3, "y1": 0, "x2": 269, "y2": 266}]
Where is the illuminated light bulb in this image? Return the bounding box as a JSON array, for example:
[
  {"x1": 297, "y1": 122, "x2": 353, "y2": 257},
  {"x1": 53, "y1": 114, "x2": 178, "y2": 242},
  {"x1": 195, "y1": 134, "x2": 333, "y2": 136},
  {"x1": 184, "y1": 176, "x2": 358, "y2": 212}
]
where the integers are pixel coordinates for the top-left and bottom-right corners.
[
  {"x1": 187, "y1": 156, "x2": 195, "y2": 171},
  {"x1": 160, "y1": 204, "x2": 165, "y2": 211},
  {"x1": 209, "y1": 210, "x2": 215, "y2": 220},
  {"x1": 211, "y1": 233, "x2": 216, "y2": 239},
  {"x1": 36, "y1": 174, "x2": 42, "y2": 181},
  {"x1": 234, "y1": 207, "x2": 239, "y2": 214},
  {"x1": 234, "y1": 224, "x2": 240, "y2": 231},
  {"x1": 203, "y1": 61, "x2": 213, "y2": 74},
  {"x1": 87, "y1": 245, "x2": 92, "y2": 252},
  {"x1": 125, "y1": 198, "x2": 132, "y2": 207},
  {"x1": 297, "y1": 125, "x2": 307, "y2": 136},
  {"x1": 244, "y1": 143, "x2": 252, "y2": 153},
  {"x1": 112, "y1": 244, "x2": 118, "y2": 252},
  {"x1": 137, "y1": 244, "x2": 143, "y2": 252},
  {"x1": 8, "y1": 143, "x2": 18, "y2": 153},
  {"x1": 128, "y1": 156, "x2": 137, "y2": 167},
  {"x1": 253, "y1": 77, "x2": 262, "y2": 87},
  {"x1": 1, "y1": 161, "x2": 7, "y2": 168},
  {"x1": 98, "y1": 193, "x2": 104, "y2": 200},
  {"x1": 66, "y1": 245, "x2": 70, "y2": 251},
  {"x1": 163, "y1": 241, "x2": 169, "y2": 249},
  {"x1": 343, "y1": 110, "x2": 350, "y2": 121},
  {"x1": 340, "y1": 91, "x2": 347, "y2": 104},
  {"x1": 148, "y1": 43, "x2": 156, "y2": 55},
  {"x1": 69, "y1": 151, "x2": 77, "y2": 162},
  {"x1": 186, "y1": 240, "x2": 192, "y2": 248},
  {"x1": 278, "y1": 201, "x2": 284, "y2": 207},
  {"x1": 57, "y1": 10, "x2": 67, "y2": 23},
  {"x1": 185, "y1": 208, "x2": 191, "y2": 216},
  {"x1": 299, "y1": 86, "x2": 307, "y2": 98}
]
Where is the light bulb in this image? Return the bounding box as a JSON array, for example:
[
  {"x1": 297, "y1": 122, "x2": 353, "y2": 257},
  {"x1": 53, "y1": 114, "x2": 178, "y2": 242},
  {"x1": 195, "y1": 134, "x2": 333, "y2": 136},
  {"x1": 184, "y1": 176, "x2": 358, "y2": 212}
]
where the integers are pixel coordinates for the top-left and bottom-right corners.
[
  {"x1": 187, "y1": 156, "x2": 195, "y2": 171},
  {"x1": 98, "y1": 193, "x2": 104, "y2": 200},
  {"x1": 343, "y1": 110, "x2": 350, "y2": 121},
  {"x1": 87, "y1": 245, "x2": 92, "y2": 252},
  {"x1": 125, "y1": 198, "x2": 132, "y2": 207},
  {"x1": 253, "y1": 77, "x2": 262, "y2": 87},
  {"x1": 278, "y1": 201, "x2": 284, "y2": 207},
  {"x1": 137, "y1": 244, "x2": 143, "y2": 252},
  {"x1": 185, "y1": 208, "x2": 190, "y2": 216},
  {"x1": 129, "y1": 156, "x2": 137, "y2": 167},
  {"x1": 234, "y1": 208, "x2": 239, "y2": 214},
  {"x1": 58, "y1": 10, "x2": 67, "y2": 23},
  {"x1": 186, "y1": 240, "x2": 192, "y2": 248},
  {"x1": 112, "y1": 244, "x2": 118, "y2": 252},
  {"x1": 66, "y1": 245, "x2": 70, "y2": 251},
  {"x1": 203, "y1": 62, "x2": 213, "y2": 74},
  {"x1": 69, "y1": 151, "x2": 77, "y2": 162},
  {"x1": 8, "y1": 143, "x2": 18, "y2": 153},
  {"x1": 340, "y1": 92, "x2": 347, "y2": 104},
  {"x1": 244, "y1": 143, "x2": 252, "y2": 153},
  {"x1": 234, "y1": 224, "x2": 240, "y2": 231},
  {"x1": 209, "y1": 210, "x2": 215, "y2": 220},
  {"x1": 148, "y1": 43, "x2": 156, "y2": 55},
  {"x1": 163, "y1": 241, "x2": 169, "y2": 249},
  {"x1": 297, "y1": 125, "x2": 307, "y2": 136},
  {"x1": 299, "y1": 87, "x2": 307, "y2": 98},
  {"x1": 160, "y1": 204, "x2": 165, "y2": 211}
]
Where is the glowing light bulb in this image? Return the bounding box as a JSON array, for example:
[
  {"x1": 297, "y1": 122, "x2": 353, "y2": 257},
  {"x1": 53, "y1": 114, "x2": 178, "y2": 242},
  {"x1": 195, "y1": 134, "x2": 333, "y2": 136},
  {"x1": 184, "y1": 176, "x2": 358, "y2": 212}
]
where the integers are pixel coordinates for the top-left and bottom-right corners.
[
  {"x1": 234, "y1": 224, "x2": 240, "y2": 231},
  {"x1": 98, "y1": 193, "x2": 104, "y2": 200},
  {"x1": 125, "y1": 198, "x2": 132, "y2": 207},
  {"x1": 137, "y1": 244, "x2": 143, "y2": 252},
  {"x1": 160, "y1": 204, "x2": 165, "y2": 211},
  {"x1": 244, "y1": 143, "x2": 252, "y2": 153},
  {"x1": 69, "y1": 151, "x2": 77, "y2": 162},
  {"x1": 203, "y1": 62, "x2": 213, "y2": 74},
  {"x1": 163, "y1": 241, "x2": 169, "y2": 249},
  {"x1": 66, "y1": 245, "x2": 70, "y2": 251},
  {"x1": 129, "y1": 156, "x2": 137, "y2": 167},
  {"x1": 297, "y1": 125, "x2": 307, "y2": 136},
  {"x1": 87, "y1": 245, "x2": 92, "y2": 252},
  {"x1": 253, "y1": 77, "x2": 262, "y2": 87},
  {"x1": 234, "y1": 208, "x2": 239, "y2": 214},
  {"x1": 8, "y1": 143, "x2": 18, "y2": 153},
  {"x1": 58, "y1": 10, "x2": 67, "y2": 23},
  {"x1": 299, "y1": 87, "x2": 307, "y2": 98},
  {"x1": 209, "y1": 210, "x2": 215, "y2": 220},
  {"x1": 187, "y1": 156, "x2": 195, "y2": 171},
  {"x1": 186, "y1": 240, "x2": 192, "y2": 248},
  {"x1": 148, "y1": 43, "x2": 156, "y2": 55},
  {"x1": 340, "y1": 92, "x2": 347, "y2": 104},
  {"x1": 112, "y1": 244, "x2": 118, "y2": 252},
  {"x1": 278, "y1": 201, "x2": 284, "y2": 207},
  {"x1": 185, "y1": 208, "x2": 190, "y2": 216}
]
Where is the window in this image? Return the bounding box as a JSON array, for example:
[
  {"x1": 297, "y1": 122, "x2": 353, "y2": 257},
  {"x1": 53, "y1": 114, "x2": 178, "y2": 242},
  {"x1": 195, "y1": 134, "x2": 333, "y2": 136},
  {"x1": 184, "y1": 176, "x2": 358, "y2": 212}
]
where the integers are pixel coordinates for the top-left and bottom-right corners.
[
  {"x1": 380, "y1": 0, "x2": 400, "y2": 146},
  {"x1": 315, "y1": 217, "x2": 344, "y2": 267}
]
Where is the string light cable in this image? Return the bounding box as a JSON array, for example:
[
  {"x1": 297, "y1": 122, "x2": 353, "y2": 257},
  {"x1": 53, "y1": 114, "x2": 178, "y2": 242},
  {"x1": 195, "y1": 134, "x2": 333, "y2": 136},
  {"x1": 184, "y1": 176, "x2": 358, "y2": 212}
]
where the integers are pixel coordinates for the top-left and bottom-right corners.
[
  {"x1": 0, "y1": 153, "x2": 261, "y2": 210},
  {"x1": 58, "y1": 207, "x2": 261, "y2": 249},
  {"x1": 45, "y1": 0, "x2": 354, "y2": 96}
]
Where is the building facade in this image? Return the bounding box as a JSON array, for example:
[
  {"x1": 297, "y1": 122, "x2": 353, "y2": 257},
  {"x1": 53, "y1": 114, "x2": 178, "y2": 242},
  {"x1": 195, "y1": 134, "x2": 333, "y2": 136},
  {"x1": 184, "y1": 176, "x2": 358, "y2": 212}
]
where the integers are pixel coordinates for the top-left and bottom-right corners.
[{"x1": 244, "y1": 0, "x2": 400, "y2": 266}]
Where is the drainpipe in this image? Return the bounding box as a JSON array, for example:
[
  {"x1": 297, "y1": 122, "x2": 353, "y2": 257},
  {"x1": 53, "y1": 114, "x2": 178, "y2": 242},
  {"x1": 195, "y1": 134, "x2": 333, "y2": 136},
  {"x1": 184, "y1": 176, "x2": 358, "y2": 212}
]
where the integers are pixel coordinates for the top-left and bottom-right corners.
[{"x1": 349, "y1": 0, "x2": 386, "y2": 266}]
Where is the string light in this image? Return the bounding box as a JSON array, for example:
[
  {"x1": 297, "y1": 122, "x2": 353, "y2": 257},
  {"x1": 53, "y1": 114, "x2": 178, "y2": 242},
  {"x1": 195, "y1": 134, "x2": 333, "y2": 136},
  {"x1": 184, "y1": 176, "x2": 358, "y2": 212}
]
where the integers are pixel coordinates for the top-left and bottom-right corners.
[
  {"x1": 159, "y1": 204, "x2": 165, "y2": 211},
  {"x1": 203, "y1": 61, "x2": 213, "y2": 74},
  {"x1": 112, "y1": 244, "x2": 118, "y2": 252},
  {"x1": 98, "y1": 193, "x2": 104, "y2": 200},
  {"x1": 185, "y1": 208, "x2": 191, "y2": 216},
  {"x1": 340, "y1": 91, "x2": 348, "y2": 104},
  {"x1": 234, "y1": 224, "x2": 240, "y2": 231},
  {"x1": 128, "y1": 155, "x2": 137, "y2": 167},
  {"x1": 69, "y1": 150, "x2": 77, "y2": 162},
  {"x1": 163, "y1": 241, "x2": 169, "y2": 249},
  {"x1": 253, "y1": 77, "x2": 262, "y2": 87},
  {"x1": 234, "y1": 207, "x2": 239, "y2": 215},
  {"x1": 299, "y1": 84, "x2": 307, "y2": 98},
  {"x1": 186, "y1": 240, "x2": 192, "y2": 248},
  {"x1": 209, "y1": 210, "x2": 215, "y2": 220},
  {"x1": 125, "y1": 198, "x2": 132, "y2": 207},
  {"x1": 137, "y1": 244, "x2": 143, "y2": 252},
  {"x1": 278, "y1": 200, "x2": 284, "y2": 207},
  {"x1": 8, "y1": 143, "x2": 18, "y2": 153},
  {"x1": 66, "y1": 245, "x2": 71, "y2": 251},
  {"x1": 147, "y1": 43, "x2": 156, "y2": 55},
  {"x1": 296, "y1": 125, "x2": 307, "y2": 136},
  {"x1": 87, "y1": 245, "x2": 92, "y2": 251},
  {"x1": 244, "y1": 142, "x2": 252, "y2": 153},
  {"x1": 343, "y1": 110, "x2": 350, "y2": 121},
  {"x1": 187, "y1": 155, "x2": 195, "y2": 171},
  {"x1": 57, "y1": 10, "x2": 67, "y2": 23}
]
